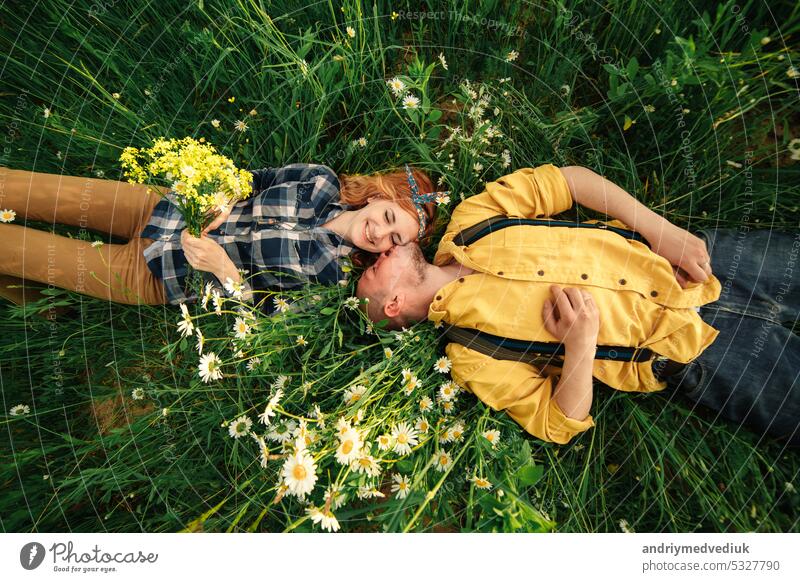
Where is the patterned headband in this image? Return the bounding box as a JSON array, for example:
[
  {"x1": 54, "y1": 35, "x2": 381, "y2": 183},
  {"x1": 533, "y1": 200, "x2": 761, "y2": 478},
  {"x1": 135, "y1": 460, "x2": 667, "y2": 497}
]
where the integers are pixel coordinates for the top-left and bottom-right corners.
[{"x1": 405, "y1": 164, "x2": 450, "y2": 239}]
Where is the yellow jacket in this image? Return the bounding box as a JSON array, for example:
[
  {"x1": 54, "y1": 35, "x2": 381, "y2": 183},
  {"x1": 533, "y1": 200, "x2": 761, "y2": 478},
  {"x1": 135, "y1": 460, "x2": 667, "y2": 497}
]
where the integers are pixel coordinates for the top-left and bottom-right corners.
[{"x1": 429, "y1": 164, "x2": 721, "y2": 444}]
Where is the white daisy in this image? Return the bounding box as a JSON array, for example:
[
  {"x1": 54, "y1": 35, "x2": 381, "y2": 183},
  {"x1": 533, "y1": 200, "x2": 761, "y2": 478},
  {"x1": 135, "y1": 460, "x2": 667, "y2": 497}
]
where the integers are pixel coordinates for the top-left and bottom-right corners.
[
  {"x1": 473, "y1": 161, "x2": 484, "y2": 173},
  {"x1": 438, "y1": 52, "x2": 448, "y2": 70},
  {"x1": 343, "y1": 384, "x2": 366, "y2": 405},
  {"x1": 346, "y1": 26, "x2": 355, "y2": 38},
  {"x1": 401, "y1": 368, "x2": 414, "y2": 382},
  {"x1": 112, "y1": 92, "x2": 120, "y2": 99},
  {"x1": 228, "y1": 415, "x2": 252, "y2": 439},
  {"x1": 441, "y1": 400, "x2": 455, "y2": 414},
  {"x1": 195, "y1": 328, "x2": 205, "y2": 355},
  {"x1": 415, "y1": 417, "x2": 430, "y2": 434},
  {"x1": 500, "y1": 149, "x2": 511, "y2": 168},
  {"x1": 391, "y1": 422, "x2": 419, "y2": 456},
  {"x1": 354, "y1": 137, "x2": 367, "y2": 148},
  {"x1": 254, "y1": 435, "x2": 270, "y2": 468},
  {"x1": 387, "y1": 77, "x2": 406, "y2": 97},
  {"x1": 259, "y1": 388, "x2": 283, "y2": 425},
  {"x1": 335, "y1": 428, "x2": 363, "y2": 465},
  {"x1": 419, "y1": 396, "x2": 433, "y2": 413},
  {"x1": 198, "y1": 352, "x2": 223, "y2": 383},
  {"x1": 439, "y1": 381, "x2": 457, "y2": 401},
  {"x1": 505, "y1": 50, "x2": 519, "y2": 62},
  {"x1": 224, "y1": 277, "x2": 244, "y2": 299},
  {"x1": 211, "y1": 289, "x2": 223, "y2": 314},
  {"x1": 402, "y1": 375, "x2": 420, "y2": 396},
  {"x1": 482, "y1": 429, "x2": 501, "y2": 447},
  {"x1": 377, "y1": 433, "x2": 393, "y2": 451},
  {"x1": 131, "y1": 387, "x2": 145, "y2": 400},
  {"x1": 43, "y1": 107, "x2": 51, "y2": 118},
  {"x1": 234, "y1": 119, "x2": 248, "y2": 132},
  {"x1": 351, "y1": 452, "x2": 381, "y2": 477},
  {"x1": 383, "y1": 347, "x2": 393, "y2": 359},
  {"x1": 336, "y1": 416, "x2": 352, "y2": 436},
  {"x1": 273, "y1": 296, "x2": 290, "y2": 313},
  {"x1": 470, "y1": 475, "x2": 493, "y2": 490},
  {"x1": 307, "y1": 506, "x2": 340, "y2": 532},
  {"x1": 450, "y1": 422, "x2": 465, "y2": 441},
  {"x1": 619, "y1": 519, "x2": 634, "y2": 533},
  {"x1": 177, "y1": 303, "x2": 194, "y2": 338},
  {"x1": 402, "y1": 93, "x2": 420, "y2": 110},
  {"x1": 272, "y1": 375, "x2": 289, "y2": 390},
  {"x1": 433, "y1": 450, "x2": 453, "y2": 472},
  {"x1": 439, "y1": 427, "x2": 454, "y2": 444},
  {"x1": 391, "y1": 473, "x2": 412, "y2": 499},
  {"x1": 232, "y1": 317, "x2": 250, "y2": 339},
  {"x1": 9, "y1": 404, "x2": 30, "y2": 416},
  {"x1": 211, "y1": 119, "x2": 220, "y2": 128},
  {"x1": 246, "y1": 357, "x2": 261, "y2": 371},
  {"x1": 356, "y1": 486, "x2": 385, "y2": 499},
  {"x1": 326, "y1": 484, "x2": 347, "y2": 510},
  {"x1": 296, "y1": 335, "x2": 308, "y2": 347},
  {"x1": 344, "y1": 296, "x2": 360, "y2": 310},
  {"x1": 435, "y1": 194, "x2": 450, "y2": 205},
  {"x1": 434, "y1": 356, "x2": 452, "y2": 374},
  {"x1": 281, "y1": 450, "x2": 318, "y2": 499}
]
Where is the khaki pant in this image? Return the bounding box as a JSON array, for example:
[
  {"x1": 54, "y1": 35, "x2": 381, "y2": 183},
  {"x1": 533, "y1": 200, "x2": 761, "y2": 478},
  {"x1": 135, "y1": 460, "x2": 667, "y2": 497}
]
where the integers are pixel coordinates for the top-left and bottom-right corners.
[{"x1": 0, "y1": 166, "x2": 170, "y2": 307}]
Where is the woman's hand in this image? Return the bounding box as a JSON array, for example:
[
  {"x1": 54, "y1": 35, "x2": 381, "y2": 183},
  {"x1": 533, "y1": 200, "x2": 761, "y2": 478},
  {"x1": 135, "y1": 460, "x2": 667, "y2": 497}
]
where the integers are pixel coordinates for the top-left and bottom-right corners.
[
  {"x1": 646, "y1": 222, "x2": 712, "y2": 288},
  {"x1": 181, "y1": 229, "x2": 230, "y2": 274},
  {"x1": 201, "y1": 205, "x2": 233, "y2": 235},
  {"x1": 543, "y1": 285, "x2": 600, "y2": 352}
]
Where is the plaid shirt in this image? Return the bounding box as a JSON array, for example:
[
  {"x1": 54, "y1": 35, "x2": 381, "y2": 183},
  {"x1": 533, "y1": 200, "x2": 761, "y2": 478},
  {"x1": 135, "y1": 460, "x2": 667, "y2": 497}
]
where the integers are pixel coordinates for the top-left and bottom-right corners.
[{"x1": 140, "y1": 163, "x2": 355, "y2": 307}]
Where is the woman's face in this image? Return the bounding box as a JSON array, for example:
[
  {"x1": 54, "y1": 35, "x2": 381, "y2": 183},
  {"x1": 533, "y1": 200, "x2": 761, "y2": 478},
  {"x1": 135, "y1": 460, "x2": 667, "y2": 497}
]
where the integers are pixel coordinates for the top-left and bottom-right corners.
[{"x1": 349, "y1": 197, "x2": 419, "y2": 253}]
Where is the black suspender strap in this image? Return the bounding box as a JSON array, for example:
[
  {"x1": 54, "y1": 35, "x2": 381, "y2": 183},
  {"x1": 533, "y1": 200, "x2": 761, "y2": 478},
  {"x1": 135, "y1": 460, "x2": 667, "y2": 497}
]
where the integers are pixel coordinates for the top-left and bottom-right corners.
[
  {"x1": 452, "y1": 215, "x2": 650, "y2": 248},
  {"x1": 444, "y1": 324, "x2": 654, "y2": 364}
]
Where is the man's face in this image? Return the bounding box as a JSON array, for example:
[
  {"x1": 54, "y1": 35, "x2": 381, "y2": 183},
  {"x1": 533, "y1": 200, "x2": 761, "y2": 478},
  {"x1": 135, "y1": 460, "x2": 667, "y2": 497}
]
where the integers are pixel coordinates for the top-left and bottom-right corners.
[{"x1": 357, "y1": 242, "x2": 428, "y2": 321}]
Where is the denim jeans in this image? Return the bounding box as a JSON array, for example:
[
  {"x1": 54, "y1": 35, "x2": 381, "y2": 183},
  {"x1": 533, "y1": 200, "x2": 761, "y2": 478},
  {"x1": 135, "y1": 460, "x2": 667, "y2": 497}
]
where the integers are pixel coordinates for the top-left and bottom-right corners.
[{"x1": 665, "y1": 227, "x2": 800, "y2": 447}]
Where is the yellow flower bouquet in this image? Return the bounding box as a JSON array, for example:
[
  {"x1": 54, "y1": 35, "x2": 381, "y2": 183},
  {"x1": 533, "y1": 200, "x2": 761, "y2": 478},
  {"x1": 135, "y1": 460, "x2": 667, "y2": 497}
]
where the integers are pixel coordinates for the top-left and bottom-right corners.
[{"x1": 120, "y1": 136, "x2": 253, "y2": 236}]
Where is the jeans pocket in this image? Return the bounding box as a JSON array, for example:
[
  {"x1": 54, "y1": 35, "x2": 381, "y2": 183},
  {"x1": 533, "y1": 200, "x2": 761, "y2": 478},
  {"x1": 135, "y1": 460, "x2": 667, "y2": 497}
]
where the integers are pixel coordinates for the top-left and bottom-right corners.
[{"x1": 673, "y1": 359, "x2": 707, "y2": 400}]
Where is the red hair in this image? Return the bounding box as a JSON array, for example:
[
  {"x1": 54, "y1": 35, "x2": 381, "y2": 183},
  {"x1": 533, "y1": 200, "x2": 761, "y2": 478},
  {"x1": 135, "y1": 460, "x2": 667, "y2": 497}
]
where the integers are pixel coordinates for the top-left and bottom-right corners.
[{"x1": 338, "y1": 166, "x2": 439, "y2": 266}]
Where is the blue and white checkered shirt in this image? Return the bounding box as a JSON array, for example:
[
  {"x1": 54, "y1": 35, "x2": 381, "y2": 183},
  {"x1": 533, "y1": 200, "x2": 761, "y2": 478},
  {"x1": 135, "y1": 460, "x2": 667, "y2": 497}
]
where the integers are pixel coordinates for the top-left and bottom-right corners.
[{"x1": 140, "y1": 163, "x2": 355, "y2": 307}]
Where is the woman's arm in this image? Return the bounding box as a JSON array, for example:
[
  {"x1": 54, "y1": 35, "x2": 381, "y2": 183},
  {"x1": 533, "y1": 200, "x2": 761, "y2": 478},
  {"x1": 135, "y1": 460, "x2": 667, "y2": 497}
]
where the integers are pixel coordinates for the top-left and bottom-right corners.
[
  {"x1": 558, "y1": 166, "x2": 713, "y2": 287},
  {"x1": 180, "y1": 230, "x2": 253, "y2": 302}
]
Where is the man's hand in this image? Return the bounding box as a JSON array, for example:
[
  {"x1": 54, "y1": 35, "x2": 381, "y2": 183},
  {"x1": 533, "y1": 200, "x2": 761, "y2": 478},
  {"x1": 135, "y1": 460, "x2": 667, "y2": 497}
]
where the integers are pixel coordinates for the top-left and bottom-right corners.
[
  {"x1": 646, "y1": 222, "x2": 712, "y2": 288},
  {"x1": 181, "y1": 229, "x2": 230, "y2": 274},
  {"x1": 543, "y1": 285, "x2": 600, "y2": 352}
]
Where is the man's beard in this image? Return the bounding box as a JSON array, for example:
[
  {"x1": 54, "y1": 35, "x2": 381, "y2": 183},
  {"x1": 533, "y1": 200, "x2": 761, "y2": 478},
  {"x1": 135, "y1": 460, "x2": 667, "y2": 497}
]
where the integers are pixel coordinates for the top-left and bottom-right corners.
[{"x1": 408, "y1": 243, "x2": 427, "y2": 285}]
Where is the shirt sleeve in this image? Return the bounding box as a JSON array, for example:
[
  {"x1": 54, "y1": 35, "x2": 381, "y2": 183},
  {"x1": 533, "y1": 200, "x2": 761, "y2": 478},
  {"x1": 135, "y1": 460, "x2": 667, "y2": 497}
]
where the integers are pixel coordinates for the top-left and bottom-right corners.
[
  {"x1": 446, "y1": 342, "x2": 595, "y2": 444},
  {"x1": 448, "y1": 164, "x2": 574, "y2": 230}
]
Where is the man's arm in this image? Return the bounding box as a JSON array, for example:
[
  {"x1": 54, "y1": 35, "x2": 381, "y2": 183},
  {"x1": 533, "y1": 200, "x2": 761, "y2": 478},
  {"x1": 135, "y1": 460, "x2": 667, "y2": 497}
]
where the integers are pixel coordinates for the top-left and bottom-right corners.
[{"x1": 558, "y1": 166, "x2": 713, "y2": 287}]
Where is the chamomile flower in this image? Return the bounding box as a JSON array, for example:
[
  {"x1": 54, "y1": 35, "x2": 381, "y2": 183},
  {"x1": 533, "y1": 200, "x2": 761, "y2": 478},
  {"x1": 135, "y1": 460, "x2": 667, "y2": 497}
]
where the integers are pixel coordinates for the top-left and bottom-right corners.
[
  {"x1": 234, "y1": 119, "x2": 248, "y2": 132},
  {"x1": 345, "y1": 26, "x2": 356, "y2": 38},
  {"x1": 470, "y1": 475, "x2": 493, "y2": 490},
  {"x1": 335, "y1": 428, "x2": 363, "y2": 465},
  {"x1": 391, "y1": 422, "x2": 419, "y2": 456},
  {"x1": 439, "y1": 381, "x2": 457, "y2": 401},
  {"x1": 177, "y1": 303, "x2": 194, "y2": 337},
  {"x1": 434, "y1": 356, "x2": 452, "y2": 374},
  {"x1": 619, "y1": 519, "x2": 634, "y2": 533},
  {"x1": 505, "y1": 49, "x2": 519, "y2": 62},
  {"x1": 419, "y1": 396, "x2": 433, "y2": 413},
  {"x1": 441, "y1": 400, "x2": 455, "y2": 414},
  {"x1": 438, "y1": 52, "x2": 448, "y2": 70},
  {"x1": 211, "y1": 289, "x2": 223, "y2": 314},
  {"x1": 0, "y1": 209, "x2": 17, "y2": 223},
  {"x1": 401, "y1": 368, "x2": 414, "y2": 382},
  {"x1": 433, "y1": 450, "x2": 453, "y2": 472},
  {"x1": 435, "y1": 194, "x2": 450, "y2": 205},
  {"x1": 351, "y1": 452, "x2": 381, "y2": 477},
  {"x1": 211, "y1": 119, "x2": 220, "y2": 128},
  {"x1": 258, "y1": 388, "x2": 283, "y2": 426},
  {"x1": 343, "y1": 384, "x2": 366, "y2": 405},
  {"x1": 377, "y1": 433, "x2": 393, "y2": 451},
  {"x1": 233, "y1": 317, "x2": 250, "y2": 339},
  {"x1": 273, "y1": 296, "x2": 290, "y2": 313},
  {"x1": 384, "y1": 347, "x2": 393, "y2": 359},
  {"x1": 336, "y1": 416, "x2": 352, "y2": 436},
  {"x1": 307, "y1": 506, "x2": 340, "y2": 532},
  {"x1": 9, "y1": 404, "x2": 30, "y2": 416},
  {"x1": 326, "y1": 484, "x2": 347, "y2": 510},
  {"x1": 246, "y1": 356, "x2": 261, "y2": 371},
  {"x1": 131, "y1": 387, "x2": 145, "y2": 400},
  {"x1": 450, "y1": 422, "x2": 465, "y2": 441},
  {"x1": 354, "y1": 137, "x2": 368, "y2": 148},
  {"x1": 296, "y1": 335, "x2": 308, "y2": 347},
  {"x1": 224, "y1": 277, "x2": 244, "y2": 299},
  {"x1": 387, "y1": 77, "x2": 406, "y2": 97},
  {"x1": 198, "y1": 352, "x2": 223, "y2": 383},
  {"x1": 402, "y1": 93, "x2": 420, "y2": 110},
  {"x1": 391, "y1": 473, "x2": 412, "y2": 499},
  {"x1": 415, "y1": 417, "x2": 430, "y2": 434},
  {"x1": 356, "y1": 485, "x2": 385, "y2": 499},
  {"x1": 254, "y1": 435, "x2": 270, "y2": 468},
  {"x1": 43, "y1": 107, "x2": 51, "y2": 118},
  {"x1": 281, "y1": 449, "x2": 318, "y2": 499},
  {"x1": 482, "y1": 429, "x2": 501, "y2": 447},
  {"x1": 228, "y1": 415, "x2": 252, "y2": 439},
  {"x1": 500, "y1": 149, "x2": 512, "y2": 168},
  {"x1": 344, "y1": 296, "x2": 360, "y2": 310},
  {"x1": 402, "y1": 375, "x2": 420, "y2": 396}
]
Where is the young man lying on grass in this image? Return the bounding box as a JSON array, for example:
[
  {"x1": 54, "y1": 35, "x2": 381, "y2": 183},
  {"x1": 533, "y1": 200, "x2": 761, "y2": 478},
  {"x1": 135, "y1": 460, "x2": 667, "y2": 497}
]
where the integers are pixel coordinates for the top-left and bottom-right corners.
[{"x1": 357, "y1": 165, "x2": 800, "y2": 447}]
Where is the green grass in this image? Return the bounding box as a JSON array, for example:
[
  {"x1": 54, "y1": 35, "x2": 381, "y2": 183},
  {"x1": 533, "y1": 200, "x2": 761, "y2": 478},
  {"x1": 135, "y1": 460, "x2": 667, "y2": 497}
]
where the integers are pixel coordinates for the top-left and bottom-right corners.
[{"x1": 1, "y1": 0, "x2": 799, "y2": 532}]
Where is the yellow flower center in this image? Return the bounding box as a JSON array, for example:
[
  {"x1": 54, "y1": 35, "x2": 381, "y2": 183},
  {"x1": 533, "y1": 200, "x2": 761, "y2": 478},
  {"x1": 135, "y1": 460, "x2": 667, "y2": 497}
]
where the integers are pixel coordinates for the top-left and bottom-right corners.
[
  {"x1": 486, "y1": 434, "x2": 494, "y2": 442},
  {"x1": 341, "y1": 440, "x2": 354, "y2": 455},
  {"x1": 397, "y1": 433, "x2": 408, "y2": 444},
  {"x1": 359, "y1": 458, "x2": 370, "y2": 467},
  {"x1": 440, "y1": 455, "x2": 449, "y2": 465},
  {"x1": 293, "y1": 465, "x2": 307, "y2": 480}
]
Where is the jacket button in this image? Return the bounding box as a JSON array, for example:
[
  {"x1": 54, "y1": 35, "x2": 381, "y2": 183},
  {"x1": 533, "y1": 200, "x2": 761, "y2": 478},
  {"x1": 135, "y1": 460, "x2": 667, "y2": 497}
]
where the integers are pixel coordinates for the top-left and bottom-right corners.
[
  {"x1": 435, "y1": 295, "x2": 442, "y2": 301},
  {"x1": 650, "y1": 290, "x2": 659, "y2": 297},
  {"x1": 458, "y1": 277, "x2": 465, "y2": 283},
  {"x1": 619, "y1": 278, "x2": 627, "y2": 285},
  {"x1": 497, "y1": 271, "x2": 504, "y2": 276},
  {"x1": 581, "y1": 273, "x2": 588, "y2": 280},
  {"x1": 537, "y1": 270, "x2": 545, "y2": 276}
]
